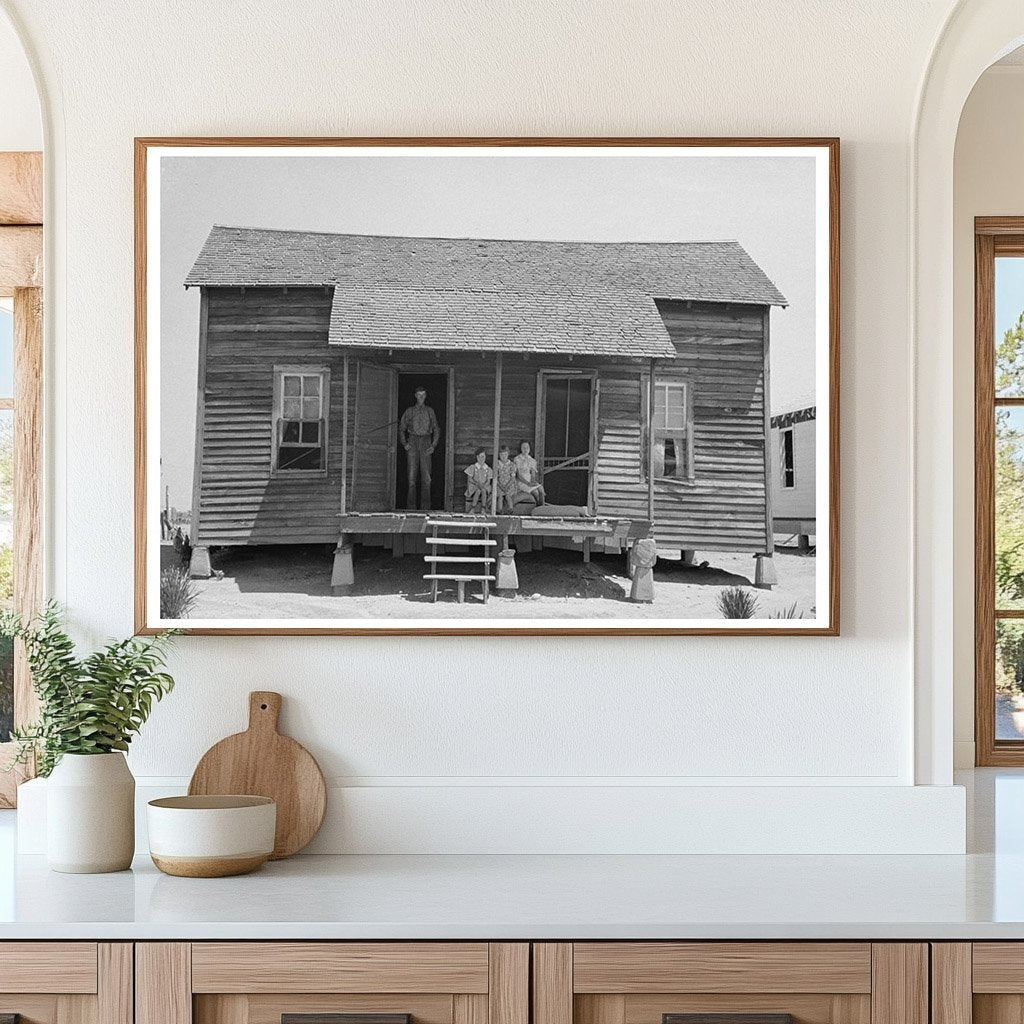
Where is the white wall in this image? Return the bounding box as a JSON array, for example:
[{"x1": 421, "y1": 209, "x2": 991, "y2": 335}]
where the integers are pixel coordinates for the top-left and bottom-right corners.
[
  {"x1": 0, "y1": 12, "x2": 39, "y2": 152},
  {"x1": 0, "y1": 0, "x2": 973, "y2": 852},
  {"x1": 952, "y1": 66, "x2": 1024, "y2": 768}
]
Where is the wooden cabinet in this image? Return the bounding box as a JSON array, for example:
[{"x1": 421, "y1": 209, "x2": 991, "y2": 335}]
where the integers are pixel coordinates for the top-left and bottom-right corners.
[
  {"x1": 932, "y1": 943, "x2": 1024, "y2": 1024},
  {"x1": 532, "y1": 944, "x2": 929, "y2": 1024},
  {"x1": 0, "y1": 942, "x2": 132, "y2": 1024},
  {"x1": 136, "y1": 944, "x2": 528, "y2": 1024}
]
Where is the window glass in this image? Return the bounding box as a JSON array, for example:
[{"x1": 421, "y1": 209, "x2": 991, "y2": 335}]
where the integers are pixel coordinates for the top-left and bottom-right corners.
[
  {"x1": 653, "y1": 381, "x2": 689, "y2": 480},
  {"x1": 282, "y1": 375, "x2": 301, "y2": 397},
  {"x1": 997, "y1": 257, "x2": 1024, "y2": 397},
  {"x1": 276, "y1": 369, "x2": 326, "y2": 472},
  {"x1": 781, "y1": 428, "x2": 796, "y2": 488}
]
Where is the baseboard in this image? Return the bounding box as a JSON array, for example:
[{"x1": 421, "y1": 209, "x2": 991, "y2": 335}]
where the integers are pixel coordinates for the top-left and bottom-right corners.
[{"x1": 17, "y1": 777, "x2": 967, "y2": 856}]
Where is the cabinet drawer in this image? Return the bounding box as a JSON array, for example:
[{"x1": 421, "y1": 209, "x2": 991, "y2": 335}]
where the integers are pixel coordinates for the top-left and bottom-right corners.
[
  {"x1": 534, "y1": 943, "x2": 926, "y2": 1024},
  {"x1": 0, "y1": 943, "x2": 130, "y2": 1024},
  {"x1": 0, "y1": 942, "x2": 99, "y2": 994},
  {"x1": 139, "y1": 943, "x2": 528, "y2": 1024},
  {"x1": 191, "y1": 943, "x2": 491, "y2": 994},
  {"x1": 572, "y1": 944, "x2": 872, "y2": 994}
]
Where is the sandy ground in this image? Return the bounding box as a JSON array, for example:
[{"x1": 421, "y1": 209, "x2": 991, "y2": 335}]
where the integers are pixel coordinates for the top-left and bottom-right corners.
[{"x1": 178, "y1": 541, "x2": 818, "y2": 622}]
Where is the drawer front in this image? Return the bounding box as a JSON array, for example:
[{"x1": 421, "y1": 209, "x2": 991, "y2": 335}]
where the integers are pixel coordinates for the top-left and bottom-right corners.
[
  {"x1": 572, "y1": 944, "x2": 872, "y2": 995},
  {"x1": 0, "y1": 943, "x2": 130, "y2": 1024},
  {"x1": 140, "y1": 943, "x2": 528, "y2": 1024},
  {"x1": 534, "y1": 944, "x2": 926, "y2": 1024},
  {"x1": 0, "y1": 942, "x2": 99, "y2": 994},
  {"x1": 190, "y1": 944, "x2": 491, "y2": 994},
  {"x1": 938, "y1": 942, "x2": 1024, "y2": 1024}
]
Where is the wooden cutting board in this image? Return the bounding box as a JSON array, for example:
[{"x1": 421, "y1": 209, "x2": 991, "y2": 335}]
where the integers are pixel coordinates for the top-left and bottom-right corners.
[{"x1": 188, "y1": 691, "x2": 326, "y2": 859}]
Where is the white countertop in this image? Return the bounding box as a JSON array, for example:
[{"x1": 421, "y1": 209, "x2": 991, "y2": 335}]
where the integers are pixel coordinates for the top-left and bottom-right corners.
[
  {"x1": 1, "y1": 849, "x2": 1023, "y2": 940},
  {"x1": 1, "y1": 769, "x2": 1022, "y2": 941}
]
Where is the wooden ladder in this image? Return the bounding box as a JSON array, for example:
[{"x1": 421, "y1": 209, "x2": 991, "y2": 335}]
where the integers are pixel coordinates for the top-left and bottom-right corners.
[{"x1": 424, "y1": 519, "x2": 497, "y2": 603}]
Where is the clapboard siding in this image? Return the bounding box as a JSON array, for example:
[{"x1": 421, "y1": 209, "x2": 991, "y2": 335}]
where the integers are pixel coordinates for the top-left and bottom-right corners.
[
  {"x1": 195, "y1": 287, "x2": 343, "y2": 544},
  {"x1": 589, "y1": 302, "x2": 770, "y2": 552},
  {"x1": 194, "y1": 288, "x2": 771, "y2": 553}
]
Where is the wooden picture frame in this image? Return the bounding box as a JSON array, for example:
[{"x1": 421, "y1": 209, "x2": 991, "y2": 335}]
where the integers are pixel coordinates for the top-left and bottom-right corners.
[{"x1": 135, "y1": 137, "x2": 839, "y2": 636}]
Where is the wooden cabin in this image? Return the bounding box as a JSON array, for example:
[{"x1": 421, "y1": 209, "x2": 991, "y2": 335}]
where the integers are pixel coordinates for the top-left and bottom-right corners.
[
  {"x1": 769, "y1": 406, "x2": 816, "y2": 550},
  {"x1": 183, "y1": 226, "x2": 787, "y2": 584}
]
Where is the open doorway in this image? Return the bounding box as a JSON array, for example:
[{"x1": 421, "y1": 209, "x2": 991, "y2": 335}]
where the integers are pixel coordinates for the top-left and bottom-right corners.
[
  {"x1": 393, "y1": 371, "x2": 450, "y2": 511},
  {"x1": 539, "y1": 372, "x2": 594, "y2": 507}
]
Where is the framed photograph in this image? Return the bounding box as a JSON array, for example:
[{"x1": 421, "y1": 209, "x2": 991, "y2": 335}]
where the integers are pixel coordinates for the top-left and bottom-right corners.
[{"x1": 135, "y1": 137, "x2": 838, "y2": 635}]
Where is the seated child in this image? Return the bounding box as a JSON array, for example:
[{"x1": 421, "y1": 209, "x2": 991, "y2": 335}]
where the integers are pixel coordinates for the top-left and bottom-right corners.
[
  {"x1": 513, "y1": 440, "x2": 546, "y2": 505},
  {"x1": 464, "y1": 447, "x2": 493, "y2": 512},
  {"x1": 495, "y1": 445, "x2": 517, "y2": 512}
]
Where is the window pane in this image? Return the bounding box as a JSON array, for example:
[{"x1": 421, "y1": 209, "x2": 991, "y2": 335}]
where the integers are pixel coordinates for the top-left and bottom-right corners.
[
  {"x1": 300, "y1": 421, "x2": 320, "y2": 444},
  {"x1": 282, "y1": 397, "x2": 301, "y2": 420},
  {"x1": 996, "y1": 257, "x2": 1024, "y2": 397},
  {"x1": 302, "y1": 396, "x2": 320, "y2": 420},
  {"x1": 303, "y1": 375, "x2": 320, "y2": 397},
  {"x1": 282, "y1": 375, "x2": 301, "y2": 397},
  {"x1": 997, "y1": 407, "x2": 1024, "y2": 609},
  {"x1": 0, "y1": 409, "x2": 13, "y2": 742},
  {"x1": 0, "y1": 306, "x2": 13, "y2": 399},
  {"x1": 281, "y1": 420, "x2": 300, "y2": 443},
  {"x1": 997, "y1": 620, "x2": 1024, "y2": 740},
  {"x1": 279, "y1": 446, "x2": 321, "y2": 471}
]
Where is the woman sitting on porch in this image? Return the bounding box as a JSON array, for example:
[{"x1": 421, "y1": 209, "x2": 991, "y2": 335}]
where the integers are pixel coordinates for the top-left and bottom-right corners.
[{"x1": 513, "y1": 440, "x2": 546, "y2": 506}]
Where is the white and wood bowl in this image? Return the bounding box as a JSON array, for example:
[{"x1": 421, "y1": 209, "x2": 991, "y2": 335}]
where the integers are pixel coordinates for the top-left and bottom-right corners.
[{"x1": 147, "y1": 795, "x2": 276, "y2": 877}]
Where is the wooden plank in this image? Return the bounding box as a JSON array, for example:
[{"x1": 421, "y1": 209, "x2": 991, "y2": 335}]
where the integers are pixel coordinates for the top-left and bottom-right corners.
[
  {"x1": 0, "y1": 943, "x2": 97, "y2": 994},
  {"x1": 575, "y1": 996, "x2": 624, "y2": 1024},
  {"x1": 870, "y1": 945, "x2": 927, "y2": 1024},
  {"x1": 761, "y1": 306, "x2": 773, "y2": 553},
  {"x1": 572, "y1": 943, "x2": 871, "y2": 994},
  {"x1": 195, "y1": 995, "x2": 248, "y2": 1024},
  {"x1": 98, "y1": 944, "x2": 133, "y2": 1024},
  {"x1": 0, "y1": 226, "x2": 41, "y2": 294},
  {"x1": 341, "y1": 350, "x2": 349, "y2": 515},
  {"x1": 972, "y1": 995, "x2": 1024, "y2": 1024},
  {"x1": 136, "y1": 944, "x2": 191, "y2": 1024},
  {"x1": 191, "y1": 942, "x2": 489, "y2": 994},
  {"x1": 534, "y1": 944, "x2": 572, "y2": 1024},
  {"x1": 976, "y1": 230, "x2": 998, "y2": 765},
  {"x1": 13, "y1": 287, "x2": 42, "y2": 730},
  {"x1": 0, "y1": 153, "x2": 42, "y2": 225},
  {"x1": 931, "y1": 944, "x2": 972, "y2": 1024},
  {"x1": 453, "y1": 995, "x2": 487, "y2": 1024},
  {"x1": 489, "y1": 944, "x2": 528, "y2": 1024},
  {"x1": 492, "y1": 352, "x2": 502, "y2": 515},
  {"x1": 971, "y1": 944, "x2": 1024, "y2": 992}
]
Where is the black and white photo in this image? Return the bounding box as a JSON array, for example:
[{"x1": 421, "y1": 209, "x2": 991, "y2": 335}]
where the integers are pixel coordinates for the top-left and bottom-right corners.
[{"x1": 136, "y1": 139, "x2": 838, "y2": 634}]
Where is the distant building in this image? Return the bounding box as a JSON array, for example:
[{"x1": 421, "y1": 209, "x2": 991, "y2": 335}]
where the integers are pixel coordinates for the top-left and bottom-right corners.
[{"x1": 769, "y1": 406, "x2": 815, "y2": 549}]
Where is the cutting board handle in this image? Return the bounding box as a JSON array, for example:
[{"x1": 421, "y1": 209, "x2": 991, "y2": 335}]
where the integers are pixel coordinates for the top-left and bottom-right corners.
[{"x1": 248, "y1": 691, "x2": 282, "y2": 734}]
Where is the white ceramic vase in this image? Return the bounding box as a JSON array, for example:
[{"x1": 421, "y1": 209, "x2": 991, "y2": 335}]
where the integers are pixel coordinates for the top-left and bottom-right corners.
[{"x1": 46, "y1": 752, "x2": 135, "y2": 873}]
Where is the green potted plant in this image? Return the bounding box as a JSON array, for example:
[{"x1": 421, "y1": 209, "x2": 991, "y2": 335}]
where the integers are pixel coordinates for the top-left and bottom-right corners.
[{"x1": 2, "y1": 603, "x2": 177, "y2": 873}]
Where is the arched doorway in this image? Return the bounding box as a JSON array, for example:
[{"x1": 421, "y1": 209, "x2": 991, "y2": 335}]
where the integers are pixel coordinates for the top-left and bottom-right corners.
[{"x1": 913, "y1": 1, "x2": 1024, "y2": 785}]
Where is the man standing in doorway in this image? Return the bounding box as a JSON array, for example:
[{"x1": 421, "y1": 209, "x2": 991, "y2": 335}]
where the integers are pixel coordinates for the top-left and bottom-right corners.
[{"x1": 399, "y1": 386, "x2": 441, "y2": 509}]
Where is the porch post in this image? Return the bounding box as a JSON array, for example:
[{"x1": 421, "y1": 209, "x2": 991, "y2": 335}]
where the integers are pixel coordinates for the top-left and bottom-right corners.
[
  {"x1": 491, "y1": 351, "x2": 503, "y2": 515},
  {"x1": 647, "y1": 358, "x2": 656, "y2": 523},
  {"x1": 340, "y1": 351, "x2": 349, "y2": 515}
]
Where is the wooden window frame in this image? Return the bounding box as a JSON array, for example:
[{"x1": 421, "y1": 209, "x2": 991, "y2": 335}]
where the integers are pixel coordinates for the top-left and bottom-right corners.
[
  {"x1": 652, "y1": 378, "x2": 695, "y2": 482},
  {"x1": 975, "y1": 217, "x2": 1024, "y2": 765},
  {"x1": 270, "y1": 364, "x2": 330, "y2": 479},
  {"x1": 0, "y1": 151, "x2": 44, "y2": 807}
]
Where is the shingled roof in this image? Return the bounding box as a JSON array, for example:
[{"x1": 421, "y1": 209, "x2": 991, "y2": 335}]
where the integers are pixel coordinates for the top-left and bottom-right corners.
[
  {"x1": 328, "y1": 287, "x2": 678, "y2": 358},
  {"x1": 185, "y1": 226, "x2": 788, "y2": 307},
  {"x1": 186, "y1": 226, "x2": 785, "y2": 358}
]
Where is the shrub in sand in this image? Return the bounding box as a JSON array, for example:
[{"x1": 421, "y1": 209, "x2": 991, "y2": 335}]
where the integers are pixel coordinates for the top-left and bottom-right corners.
[
  {"x1": 717, "y1": 586, "x2": 758, "y2": 619},
  {"x1": 160, "y1": 566, "x2": 197, "y2": 619}
]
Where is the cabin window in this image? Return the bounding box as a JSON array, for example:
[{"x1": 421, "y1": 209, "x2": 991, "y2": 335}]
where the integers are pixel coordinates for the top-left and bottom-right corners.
[
  {"x1": 780, "y1": 427, "x2": 796, "y2": 488},
  {"x1": 273, "y1": 367, "x2": 329, "y2": 474},
  {"x1": 653, "y1": 380, "x2": 693, "y2": 480}
]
